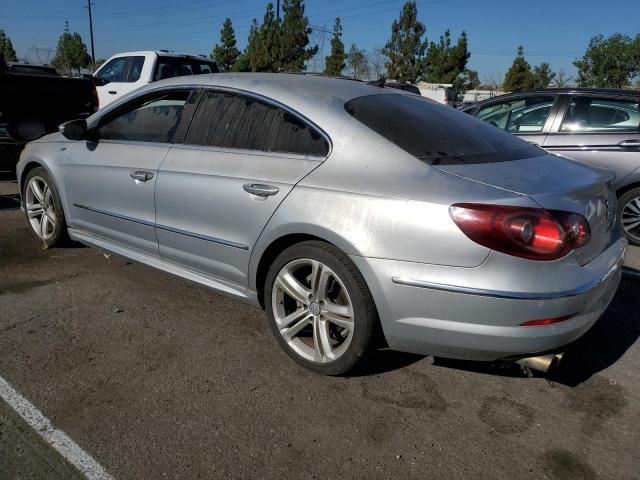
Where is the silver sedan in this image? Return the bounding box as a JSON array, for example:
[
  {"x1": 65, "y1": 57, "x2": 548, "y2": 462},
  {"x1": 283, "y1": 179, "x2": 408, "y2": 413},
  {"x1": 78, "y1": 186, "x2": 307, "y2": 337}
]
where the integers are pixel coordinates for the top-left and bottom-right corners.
[{"x1": 16, "y1": 74, "x2": 626, "y2": 375}]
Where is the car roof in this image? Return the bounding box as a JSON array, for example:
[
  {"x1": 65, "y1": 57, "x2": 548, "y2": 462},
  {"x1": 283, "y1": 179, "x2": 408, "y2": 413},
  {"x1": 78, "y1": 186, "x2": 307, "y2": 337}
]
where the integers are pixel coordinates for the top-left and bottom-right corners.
[
  {"x1": 107, "y1": 51, "x2": 214, "y2": 59},
  {"x1": 147, "y1": 72, "x2": 404, "y2": 122},
  {"x1": 468, "y1": 87, "x2": 640, "y2": 108}
]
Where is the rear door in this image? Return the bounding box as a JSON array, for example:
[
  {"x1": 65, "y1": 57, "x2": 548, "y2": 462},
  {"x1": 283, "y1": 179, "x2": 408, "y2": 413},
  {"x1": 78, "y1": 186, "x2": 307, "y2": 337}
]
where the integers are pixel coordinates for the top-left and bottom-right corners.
[
  {"x1": 474, "y1": 93, "x2": 560, "y2": 147},
  {"x1": 542, "y1": 93, "x2": 640, "y2": 187},
  {"x1": 155, "y1": 89, "x2": 329, "y2": 286},
  {"x1": 65, "y1": 88, "x2": 197, "y2": 256}
]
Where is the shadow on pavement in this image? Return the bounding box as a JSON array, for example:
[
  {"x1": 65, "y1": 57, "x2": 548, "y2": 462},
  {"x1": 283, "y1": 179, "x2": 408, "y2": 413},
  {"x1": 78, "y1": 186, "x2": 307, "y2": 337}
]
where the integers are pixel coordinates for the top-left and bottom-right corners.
[
  {"x1": 349, "y1": 349, "x2": 426, "y2": 377},
  {"x1": 431, "y1": 273, "x2": 640, "y2": 385},
  {"x1": 0, "y1": 194, "x2": 21, "y2": 211}
]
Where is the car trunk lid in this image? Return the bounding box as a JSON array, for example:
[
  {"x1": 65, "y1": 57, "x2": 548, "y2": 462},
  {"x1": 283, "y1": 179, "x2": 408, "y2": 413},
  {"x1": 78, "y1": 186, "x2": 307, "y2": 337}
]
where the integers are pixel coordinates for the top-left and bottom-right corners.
[{"x1": 433, "y1": 154, "x2": 617, "y2": 265}]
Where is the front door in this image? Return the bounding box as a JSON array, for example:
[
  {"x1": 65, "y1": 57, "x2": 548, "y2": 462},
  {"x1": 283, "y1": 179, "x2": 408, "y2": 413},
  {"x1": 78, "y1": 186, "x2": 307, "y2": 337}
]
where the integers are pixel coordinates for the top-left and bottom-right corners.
[
  {"x1": 155, "y1": 89, "x2": 330, "y2": 286},
  {"x1": 65, "y1": 88, "x2": 196, "y2": 256},
  {"x1": 542, "y1": 94, "x2": 640, "y2": 188},
  {"x1": 94, "y1": 55, "x2": 146, "y2": 108}
]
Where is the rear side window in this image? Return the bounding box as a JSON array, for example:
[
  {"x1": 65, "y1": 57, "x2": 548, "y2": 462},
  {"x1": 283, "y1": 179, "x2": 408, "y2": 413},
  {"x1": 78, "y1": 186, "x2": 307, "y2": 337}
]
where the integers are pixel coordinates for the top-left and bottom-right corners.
[
  {"x1": 269, "y1": 110, "x2": 329, "y2": 156},
  {"x1": 186, "y1": 91, "x2": 329, "y2": 156},
  {"x1": 560, "y1": 96, "x2": 640, "y2": 133},
  {"x1": 186, "y1": 91, "x2": 278, "y2": 150},
  {"x1": 99, "y1": 90, "x2": 192, "y2": 143},
  {"x1": 345, "y1": 94, "x2": 543, "y2": 165},
  {"x1": 154, "y1": 56, "x2": 219, "y2": 81}
]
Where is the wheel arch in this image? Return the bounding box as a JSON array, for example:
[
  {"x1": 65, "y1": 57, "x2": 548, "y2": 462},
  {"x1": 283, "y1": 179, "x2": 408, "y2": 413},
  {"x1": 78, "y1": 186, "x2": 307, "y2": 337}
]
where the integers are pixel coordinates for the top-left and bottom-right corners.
[
  {"x1": 250, "y1": 224, "x2": 364, "y2": 309},
  {"x1": 616, "y1": 181, "x2": 640, "y2": 199},
  {"x1": 18, "y1": 156, "x2": 71, "y2": 222}
]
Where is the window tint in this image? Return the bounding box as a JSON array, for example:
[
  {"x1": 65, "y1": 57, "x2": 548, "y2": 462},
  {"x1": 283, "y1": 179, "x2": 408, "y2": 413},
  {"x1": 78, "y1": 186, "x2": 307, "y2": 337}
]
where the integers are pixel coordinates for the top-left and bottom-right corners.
[
  {"x1": 476, "y1": 96, "x2": 554, "y2": 133},
  {"x1": 153, "y1": 56, "x2": 219, "y2": 81},
  {"x1": 560, "y1": 96, "x2": 640, "y2": 133},
  {"x1": 186, "y1": 91, "x2": 278, "y2": 150},
  {"x1": 96, "y1": 57, "x2": 128, "y2": 83},
  {"x1": 269, "y1": 110, "x2": 328, "y2": 156},
  {"x1": 127, "y1": 56, "x2": 145, "y2": 82},
  {"x1": 345, "y1": 94, "x2": 543, "y2": 165},
  {"x1": 99, "y1": 90, "x2": 192, "y2": 143}
]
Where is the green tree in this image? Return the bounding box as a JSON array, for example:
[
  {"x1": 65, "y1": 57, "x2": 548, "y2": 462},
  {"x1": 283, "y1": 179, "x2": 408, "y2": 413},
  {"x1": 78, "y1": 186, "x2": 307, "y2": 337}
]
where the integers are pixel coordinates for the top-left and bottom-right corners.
[
  {"x1": 52, "y1": 31, "x2": 91, "y2": 75},
  {"x1": 532, "y1": 62, "x2": 556, "y2": 89},
  {"x1": 324, "y1": 17, "x2": 345, "y2": 76},
  {"x1": 346, "y1": 44, "x2": 369, "y2": 80},
  {"x1": 211, "y1": 18, "x2": 240, "y2": 72},
  {"x1": 574, "y1": 33, "x2": 640, "y2": 88},
  {"x1": 279, "y1": 0, "x2": 316, "y2": 71},
  {"x1": 553, "y1": 69, "x2": 572, "y2": 87},
  {"x1": 0, "y1": 30, "x2": 17, "y2": 62},
  {"x1": 422, "y1": 30, "x2": 470, "y2": 86},
  {"x1": 232, "y1": 52, "x2": 251, "y2": 72},
  {"x1": 503, "y1": 46, "x2": 534, "y2": 92},
  {"x1": 247, "y1": 5, "x2": 281, "y2": 72},
  {"x1": 382, "y1": 1, "x2": 427, "y2": 82}
]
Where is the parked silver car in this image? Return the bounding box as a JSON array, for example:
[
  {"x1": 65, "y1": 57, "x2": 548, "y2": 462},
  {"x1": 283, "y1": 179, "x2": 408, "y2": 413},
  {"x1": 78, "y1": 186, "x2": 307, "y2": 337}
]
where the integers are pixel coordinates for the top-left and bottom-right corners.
[
  {"x1": 17, "y1": 74, "x2": 625, "y2": 375},
  {"x1": 462, "y1": 89, "x2": 640, "y2": 245}
]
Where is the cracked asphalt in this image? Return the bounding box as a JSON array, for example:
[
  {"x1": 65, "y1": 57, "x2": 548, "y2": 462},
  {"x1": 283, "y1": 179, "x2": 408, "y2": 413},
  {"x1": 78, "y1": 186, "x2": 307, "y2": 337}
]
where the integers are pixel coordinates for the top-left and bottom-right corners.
[{"x1": 1, "y1": 176, "x2": 639, "y2": 479}]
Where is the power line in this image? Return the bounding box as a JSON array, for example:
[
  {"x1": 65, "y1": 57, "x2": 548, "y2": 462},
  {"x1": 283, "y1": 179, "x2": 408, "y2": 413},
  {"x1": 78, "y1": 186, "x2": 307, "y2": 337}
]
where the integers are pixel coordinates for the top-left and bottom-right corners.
[{"x1": 84, "y1": 0, "x2": 96, "y2": 68}]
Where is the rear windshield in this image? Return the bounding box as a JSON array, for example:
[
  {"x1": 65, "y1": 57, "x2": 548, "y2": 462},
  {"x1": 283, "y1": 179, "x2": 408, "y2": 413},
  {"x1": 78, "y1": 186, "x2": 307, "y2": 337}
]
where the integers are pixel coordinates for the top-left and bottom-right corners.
[
  {"x1": 154, "y1": 56, "x2": 219, "y2": 81},
  {"x1": 345, "y1": 94, "x2": 543, "y2": 165}
]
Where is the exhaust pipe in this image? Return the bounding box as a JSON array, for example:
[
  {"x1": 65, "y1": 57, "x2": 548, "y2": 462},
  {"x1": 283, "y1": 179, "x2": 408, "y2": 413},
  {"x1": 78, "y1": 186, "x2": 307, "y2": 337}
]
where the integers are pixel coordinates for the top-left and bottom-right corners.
[{"x1": 516, "y1": 353, "x2": 564, "y2": 374}]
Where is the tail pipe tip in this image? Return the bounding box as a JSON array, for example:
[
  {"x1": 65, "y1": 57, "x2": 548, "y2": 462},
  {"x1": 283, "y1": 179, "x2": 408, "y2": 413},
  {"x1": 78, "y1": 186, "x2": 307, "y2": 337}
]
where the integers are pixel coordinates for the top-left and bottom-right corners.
[{"x1": 515, "y1": 352, "x2": 564, "y2": 374}]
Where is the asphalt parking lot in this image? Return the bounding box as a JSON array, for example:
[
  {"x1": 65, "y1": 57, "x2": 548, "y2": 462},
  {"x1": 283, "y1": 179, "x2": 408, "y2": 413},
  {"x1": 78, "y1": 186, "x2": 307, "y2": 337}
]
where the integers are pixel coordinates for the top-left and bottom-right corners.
[{"x1": 1, "y1": 176, "x2": 640, "y2": 479}]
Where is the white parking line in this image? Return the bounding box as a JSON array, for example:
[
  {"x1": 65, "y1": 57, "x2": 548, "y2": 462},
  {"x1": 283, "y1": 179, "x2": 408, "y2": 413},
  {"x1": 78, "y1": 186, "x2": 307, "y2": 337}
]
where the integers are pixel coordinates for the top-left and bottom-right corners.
[{"x1": 0, "y1": 375, "x2": 113, "y2": 480}]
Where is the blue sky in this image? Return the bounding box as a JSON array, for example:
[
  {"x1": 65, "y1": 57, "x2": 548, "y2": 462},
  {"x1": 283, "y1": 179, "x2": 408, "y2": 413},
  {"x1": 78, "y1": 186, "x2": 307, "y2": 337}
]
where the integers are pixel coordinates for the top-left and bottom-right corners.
[{"x1": 2, "y1": 0, "x2": 639, "y2": 81}]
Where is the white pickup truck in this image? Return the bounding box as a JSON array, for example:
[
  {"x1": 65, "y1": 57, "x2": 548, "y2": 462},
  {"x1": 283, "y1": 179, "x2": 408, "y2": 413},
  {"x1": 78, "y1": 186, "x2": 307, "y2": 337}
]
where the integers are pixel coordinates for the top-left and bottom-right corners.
[{"x1": 93, "y1": 51, "x2": 218, "y2": 108}]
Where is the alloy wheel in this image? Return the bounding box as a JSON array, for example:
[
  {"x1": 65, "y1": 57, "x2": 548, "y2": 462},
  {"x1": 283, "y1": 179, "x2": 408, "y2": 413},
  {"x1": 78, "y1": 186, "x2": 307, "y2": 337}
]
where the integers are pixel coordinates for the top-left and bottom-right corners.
[
  {"x1": 25, "y1": 176, "x2": 57, "y2": 241},
  {"x1": 621, "y1": 196, "x2": 640, "y2": 243},
  {"x1": 271, "y1": 258, "x2": 355, "y2": 363}
]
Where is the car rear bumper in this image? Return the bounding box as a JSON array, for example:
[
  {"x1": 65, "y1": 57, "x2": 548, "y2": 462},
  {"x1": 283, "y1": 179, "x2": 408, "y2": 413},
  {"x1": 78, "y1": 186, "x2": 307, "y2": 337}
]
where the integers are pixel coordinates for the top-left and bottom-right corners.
[{"x1": 350, "y1": 236, "x2": 626, "y2": 361}]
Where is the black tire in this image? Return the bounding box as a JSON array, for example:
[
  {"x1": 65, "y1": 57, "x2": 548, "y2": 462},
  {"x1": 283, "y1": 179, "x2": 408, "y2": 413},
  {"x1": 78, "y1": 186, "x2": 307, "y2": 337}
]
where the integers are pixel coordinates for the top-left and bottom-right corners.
[
  {"x1": 618, "y1": 187, "x2": 640, "y2": 246},
  {"x1": 265, "y1": 240, "x2": 379, "y2": 375},
  {"x1": 22, "y1": 166, "x2": 68, "y2": 248}
]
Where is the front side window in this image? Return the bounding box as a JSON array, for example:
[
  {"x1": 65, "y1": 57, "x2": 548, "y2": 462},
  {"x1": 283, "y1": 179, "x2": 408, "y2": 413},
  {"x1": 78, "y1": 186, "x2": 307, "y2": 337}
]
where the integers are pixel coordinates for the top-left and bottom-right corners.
[
  {"x1": 99, "y1": 90, "x2": 192, "y2": 143},
  {"x1": 560, "y1": 96, "x2": 640, "y2": 133},
  {"x1": 476, "y1": 96, "x2": 555, "y2": 133},
  {"x1": 346, "y1": 94, "x2": 543, "y2": 165},
  {"x1": 95, "y1": 57, "x2": 128, "y2": 83}
]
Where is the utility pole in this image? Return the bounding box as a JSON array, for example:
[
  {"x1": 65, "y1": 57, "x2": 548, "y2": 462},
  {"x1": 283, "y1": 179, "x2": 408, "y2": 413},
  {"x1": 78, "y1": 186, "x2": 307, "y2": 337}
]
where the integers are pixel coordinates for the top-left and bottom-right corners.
[
  {"x1": 84, "y1": 0, "x2": 96, "y2": 68},
  {"x1": 276, "y1": 0, "x2": 280, "y2": 19}
]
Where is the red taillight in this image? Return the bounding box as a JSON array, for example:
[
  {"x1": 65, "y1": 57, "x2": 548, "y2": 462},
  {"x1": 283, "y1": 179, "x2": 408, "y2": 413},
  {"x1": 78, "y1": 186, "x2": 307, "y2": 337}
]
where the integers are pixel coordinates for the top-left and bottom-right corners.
[
  {"x1": 520, "y1": 313, "x2": 577, "y2": 327},
  {"x1": 450, "y1": 203, "x2": 591, "y2": 261}
]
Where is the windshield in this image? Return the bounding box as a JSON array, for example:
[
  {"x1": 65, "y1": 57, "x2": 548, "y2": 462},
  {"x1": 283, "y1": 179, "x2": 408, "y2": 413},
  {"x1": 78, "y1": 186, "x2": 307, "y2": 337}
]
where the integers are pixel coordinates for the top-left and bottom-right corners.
[{"x1": 345, "y1": 94, "x2": 544, "y2": 165}]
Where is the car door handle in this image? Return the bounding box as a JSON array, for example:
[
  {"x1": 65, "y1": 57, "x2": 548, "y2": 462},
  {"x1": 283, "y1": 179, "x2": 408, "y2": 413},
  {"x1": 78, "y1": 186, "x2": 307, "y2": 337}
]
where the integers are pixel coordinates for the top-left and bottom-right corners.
[
  {"x1": 618, "y1": 139, "x2": 640, "y2": 148},
  {"x1": 108, "y1": 90, "x2": 118, "y2": 95},
  {"x1": 243, "y1": 183, "x2": 279, "y2": 197},
  {"x1": 130, "y1": 170, "x2": 154, "y2": 182}
]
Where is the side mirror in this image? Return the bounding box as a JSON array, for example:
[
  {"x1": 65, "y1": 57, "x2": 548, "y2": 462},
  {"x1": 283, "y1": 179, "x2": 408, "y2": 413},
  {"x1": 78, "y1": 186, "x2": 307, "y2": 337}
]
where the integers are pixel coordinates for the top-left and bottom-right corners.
[
  {"x1": 92, "y1": 76, "x2": 108, "y2": 86},
  {"x1": 59, "y1": 119, "x2": 88, "y2": 141}
]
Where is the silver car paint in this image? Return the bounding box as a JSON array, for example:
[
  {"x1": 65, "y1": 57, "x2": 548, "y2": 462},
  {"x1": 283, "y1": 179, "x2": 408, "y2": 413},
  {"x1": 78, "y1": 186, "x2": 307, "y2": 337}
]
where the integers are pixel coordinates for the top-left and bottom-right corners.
[{"x1": 17, "y1": 74, "x2": 626, "y2": 362}]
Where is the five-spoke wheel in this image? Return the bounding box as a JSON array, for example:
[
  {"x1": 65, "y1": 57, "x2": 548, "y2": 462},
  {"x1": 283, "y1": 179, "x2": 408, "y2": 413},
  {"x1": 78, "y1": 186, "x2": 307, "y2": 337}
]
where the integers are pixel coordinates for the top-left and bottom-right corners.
[
  {"x1": 22, "y1": 167, "x2": 67, "y2": 247},
  {"x1": 266, "y1": 241, "x2": 378, "y2": 375}
]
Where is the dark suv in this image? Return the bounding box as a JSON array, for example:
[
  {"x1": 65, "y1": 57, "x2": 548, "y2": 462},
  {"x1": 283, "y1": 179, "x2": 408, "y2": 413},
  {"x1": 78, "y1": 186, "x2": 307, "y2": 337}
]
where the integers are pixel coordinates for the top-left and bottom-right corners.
[{"x1": 463, "y1": 88, "x2": 640, "y2": 245}]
